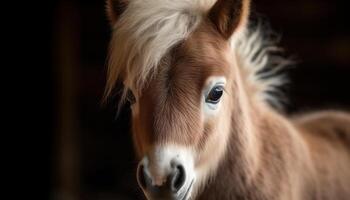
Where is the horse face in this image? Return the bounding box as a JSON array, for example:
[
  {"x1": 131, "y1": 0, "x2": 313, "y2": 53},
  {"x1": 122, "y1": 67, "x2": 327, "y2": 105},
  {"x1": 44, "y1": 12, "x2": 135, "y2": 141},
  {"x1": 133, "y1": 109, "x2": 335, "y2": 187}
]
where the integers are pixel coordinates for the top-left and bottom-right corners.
[
  {"x1": 105, "y1": 0, "x2": 250, "y2": 199},
  {"x1": 130, "y1": 24, "x2": 235, "y2": 199}
]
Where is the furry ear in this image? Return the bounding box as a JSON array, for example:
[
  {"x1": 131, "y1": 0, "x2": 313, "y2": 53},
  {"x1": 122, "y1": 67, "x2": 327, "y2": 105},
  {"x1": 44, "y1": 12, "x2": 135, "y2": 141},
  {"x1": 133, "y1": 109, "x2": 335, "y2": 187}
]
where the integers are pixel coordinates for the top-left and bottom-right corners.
[
  {"x1": 208, "y1": 0, "x2": 250, "y2": 40},
  {"x1": 106, "y1": 0, "x2": 129, "y2": 26}
]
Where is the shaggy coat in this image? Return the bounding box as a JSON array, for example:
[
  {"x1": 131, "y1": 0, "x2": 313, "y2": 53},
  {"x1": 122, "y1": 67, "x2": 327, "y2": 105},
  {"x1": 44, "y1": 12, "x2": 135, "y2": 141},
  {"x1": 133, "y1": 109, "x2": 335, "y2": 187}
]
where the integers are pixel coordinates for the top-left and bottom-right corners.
[{"x1": 104, "y1": 0, "x2": 350, "y2": 199}]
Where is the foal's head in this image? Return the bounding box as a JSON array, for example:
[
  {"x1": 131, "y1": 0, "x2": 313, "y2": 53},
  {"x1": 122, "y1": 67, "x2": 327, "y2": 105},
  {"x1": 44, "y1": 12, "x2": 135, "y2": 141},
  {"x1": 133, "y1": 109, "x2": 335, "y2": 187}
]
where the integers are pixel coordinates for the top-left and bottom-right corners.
[{"x1": 105, "y1": 0, "x2": 251, "y2": 199}]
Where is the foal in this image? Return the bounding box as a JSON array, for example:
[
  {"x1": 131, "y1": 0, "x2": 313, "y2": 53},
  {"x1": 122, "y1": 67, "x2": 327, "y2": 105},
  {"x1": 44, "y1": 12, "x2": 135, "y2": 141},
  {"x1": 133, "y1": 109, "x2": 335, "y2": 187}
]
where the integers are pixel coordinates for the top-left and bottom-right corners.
[{"x1": 104, "y1": 0, "x2": 350, "y2": 199}]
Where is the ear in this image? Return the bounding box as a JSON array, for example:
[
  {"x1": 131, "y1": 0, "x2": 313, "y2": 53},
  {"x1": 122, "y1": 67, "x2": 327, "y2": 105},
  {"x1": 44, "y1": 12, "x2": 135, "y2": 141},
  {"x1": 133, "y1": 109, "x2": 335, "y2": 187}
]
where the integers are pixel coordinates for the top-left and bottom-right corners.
[
  {"x1": 106, "y1": 0, "x2": 129, "y2": 26},
  {"x1": 208, "y1": 0, "x2": 250, "y2": 40}
]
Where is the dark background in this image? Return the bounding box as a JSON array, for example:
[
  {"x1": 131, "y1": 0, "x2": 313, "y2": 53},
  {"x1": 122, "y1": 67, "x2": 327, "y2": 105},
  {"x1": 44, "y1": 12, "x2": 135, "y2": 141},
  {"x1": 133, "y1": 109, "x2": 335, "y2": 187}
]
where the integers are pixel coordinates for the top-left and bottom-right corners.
[{"x1": 36, "y1": 0, "x2": 350, "y2": 199}]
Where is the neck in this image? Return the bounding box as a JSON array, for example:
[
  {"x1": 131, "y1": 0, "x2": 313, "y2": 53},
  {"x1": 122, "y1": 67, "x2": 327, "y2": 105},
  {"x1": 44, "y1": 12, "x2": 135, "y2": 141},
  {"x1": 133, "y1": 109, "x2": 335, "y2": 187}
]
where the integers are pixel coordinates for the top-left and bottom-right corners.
[{"x1": 197, "y1": 86, "x2": 310, "y2": 199}]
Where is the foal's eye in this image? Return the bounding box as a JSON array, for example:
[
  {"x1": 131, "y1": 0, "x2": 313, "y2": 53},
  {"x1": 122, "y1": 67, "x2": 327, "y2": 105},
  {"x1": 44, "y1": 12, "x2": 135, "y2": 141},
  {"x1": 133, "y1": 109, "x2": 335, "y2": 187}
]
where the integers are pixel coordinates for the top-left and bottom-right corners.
[
  {"x1": 206, "y1": 86, "x2": 224, "y2": 104},
  {"x1": 127, "y1": 89, "x2": 136, "y2": 105}
]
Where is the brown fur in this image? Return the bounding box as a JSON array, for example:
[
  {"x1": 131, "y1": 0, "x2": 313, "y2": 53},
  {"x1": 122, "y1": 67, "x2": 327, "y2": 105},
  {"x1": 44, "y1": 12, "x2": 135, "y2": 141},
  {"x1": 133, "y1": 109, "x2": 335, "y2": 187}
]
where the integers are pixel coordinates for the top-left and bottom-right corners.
[
  {"x1": 131, "y1": 22, "x2": 231, "y2": 156},
  {"x1": 197, "y1": 107, "x2": 350, "y2": 200},
  {"x1": 104, "y1": 0, "x2": 350, "y2": 199},
  {"x1": 209, "y1": 0, "x2": 250, "y2": 39},
  {"x1": 133, "y1": 20, "x2": 350, "y2": 199}
]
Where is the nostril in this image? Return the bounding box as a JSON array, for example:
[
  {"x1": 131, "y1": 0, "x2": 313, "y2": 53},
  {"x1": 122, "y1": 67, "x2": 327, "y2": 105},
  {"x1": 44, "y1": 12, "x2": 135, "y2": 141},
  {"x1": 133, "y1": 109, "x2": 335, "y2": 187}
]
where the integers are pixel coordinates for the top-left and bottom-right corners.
[
  {"x1": 137, "y1": 161, "x2": 187, "y2": 196},
  {"x1": 137, "y1": 165, "x2": 147, "y2": 189},
  {"x1": 171, "y1": 164, "x2": 186, "y2": 192}
]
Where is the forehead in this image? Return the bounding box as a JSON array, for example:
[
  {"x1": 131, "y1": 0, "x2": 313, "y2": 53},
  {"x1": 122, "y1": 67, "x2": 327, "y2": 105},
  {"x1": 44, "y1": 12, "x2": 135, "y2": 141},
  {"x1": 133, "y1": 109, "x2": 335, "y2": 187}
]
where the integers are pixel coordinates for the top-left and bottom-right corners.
[
  {"x1": 139, "y1": 22, "x2": 231, "y2": 101},
  {"x1": 134, "y1": 22, "x2": 232, "y2": 144},
  {"x1": 160, "y1": 22, "x2": 231, "y2": 91},
  {"x1": 139, "y1": 22, "x2": 230, "y2": 97},
  {"x1": 178, "y1": 22, "x2": 231, "y2": 80}
]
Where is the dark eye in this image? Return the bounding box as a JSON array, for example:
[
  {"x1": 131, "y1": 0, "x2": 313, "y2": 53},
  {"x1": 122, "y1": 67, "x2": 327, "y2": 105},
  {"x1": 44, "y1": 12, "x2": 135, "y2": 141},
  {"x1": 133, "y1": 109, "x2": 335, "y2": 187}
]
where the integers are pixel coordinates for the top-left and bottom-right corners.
[
  {"x1": 127, "y1": 89, "x2": 136, "y2": 105},
  {"x1": 206, "y1": 86, "x2": 224, "y2": 104}
]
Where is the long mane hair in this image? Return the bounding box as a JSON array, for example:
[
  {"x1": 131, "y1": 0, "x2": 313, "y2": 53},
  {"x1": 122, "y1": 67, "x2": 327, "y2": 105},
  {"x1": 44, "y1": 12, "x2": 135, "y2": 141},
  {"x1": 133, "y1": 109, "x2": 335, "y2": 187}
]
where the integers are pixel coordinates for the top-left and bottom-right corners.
[{"x1": 104, "y1": 0, "x2": 291, "y2": 111}]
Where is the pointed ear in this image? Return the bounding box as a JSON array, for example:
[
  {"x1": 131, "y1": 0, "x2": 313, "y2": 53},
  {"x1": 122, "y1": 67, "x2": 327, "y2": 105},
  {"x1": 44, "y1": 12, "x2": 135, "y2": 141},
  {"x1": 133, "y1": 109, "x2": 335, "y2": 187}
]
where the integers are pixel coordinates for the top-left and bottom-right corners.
[
  {"x1": 106, "y1": 0, "x2": 129, "y2": 26},
  {"x1": 208, "y1": 0, "x2": 250, "y2": 40}
]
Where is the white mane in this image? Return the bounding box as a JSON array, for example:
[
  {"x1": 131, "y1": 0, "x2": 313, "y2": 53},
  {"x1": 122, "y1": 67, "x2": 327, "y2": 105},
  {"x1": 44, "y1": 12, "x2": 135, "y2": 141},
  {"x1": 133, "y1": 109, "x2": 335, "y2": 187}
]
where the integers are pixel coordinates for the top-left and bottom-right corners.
[
  {"x1": 235, "y1": 26, "x2": 293, "y2": 109},
  {"x1": 105, "y1": 0, "x2": 291, "y2": 109},
  {"x1": 106, "y1": 0, "x2": 217, "y2": 98}
]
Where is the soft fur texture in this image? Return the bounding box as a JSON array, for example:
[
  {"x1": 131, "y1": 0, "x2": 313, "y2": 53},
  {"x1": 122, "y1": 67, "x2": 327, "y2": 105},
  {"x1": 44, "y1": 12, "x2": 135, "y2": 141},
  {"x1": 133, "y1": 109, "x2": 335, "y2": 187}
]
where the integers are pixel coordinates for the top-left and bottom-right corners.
[
  {"x1": 104, "y1": 0, "x2": 350, "y2": 199},
  {"x1": 105, "y1": 0, "x2": 216, "y2": 99},
  {"x1": 105, "y1": 0, "x2": 285, "y2": 110}
]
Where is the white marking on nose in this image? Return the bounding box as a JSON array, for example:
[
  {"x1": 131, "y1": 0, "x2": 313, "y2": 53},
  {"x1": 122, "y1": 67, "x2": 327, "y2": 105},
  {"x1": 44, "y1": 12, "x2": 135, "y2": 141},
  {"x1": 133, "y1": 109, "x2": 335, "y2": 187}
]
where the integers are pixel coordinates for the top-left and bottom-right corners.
[{"x1": 140, "y1": 145, "x2": 195, "y2": 188}]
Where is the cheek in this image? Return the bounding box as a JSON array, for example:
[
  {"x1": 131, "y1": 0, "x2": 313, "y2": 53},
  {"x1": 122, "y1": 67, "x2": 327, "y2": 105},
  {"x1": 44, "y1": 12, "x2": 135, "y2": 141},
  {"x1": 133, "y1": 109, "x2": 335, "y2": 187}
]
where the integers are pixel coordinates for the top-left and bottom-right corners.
[
  {"x1": 194, "y1": 94, "x2": 232, "y2": 167},
  {"x1": 195, "y1": 121, "x2": 214, "y2": 163}
]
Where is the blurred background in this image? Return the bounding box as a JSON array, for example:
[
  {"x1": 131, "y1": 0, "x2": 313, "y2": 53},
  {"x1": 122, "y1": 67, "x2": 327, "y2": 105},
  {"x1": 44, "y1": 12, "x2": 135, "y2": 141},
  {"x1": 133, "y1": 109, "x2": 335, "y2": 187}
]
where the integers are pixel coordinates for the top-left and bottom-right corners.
[{"x1": 47, "y1": 0, "x2": 350, "y2": 199}]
